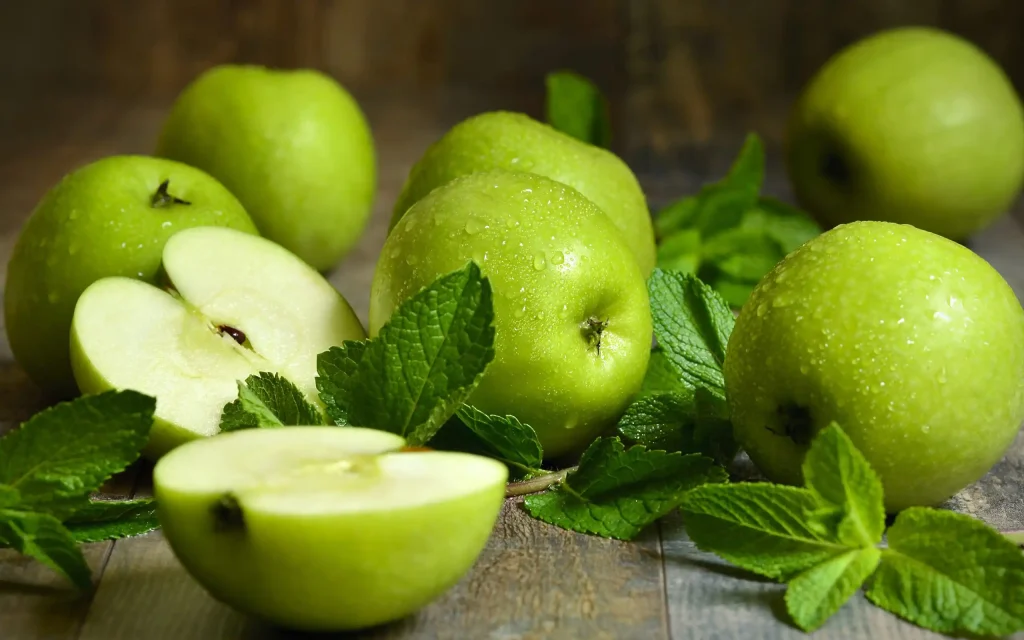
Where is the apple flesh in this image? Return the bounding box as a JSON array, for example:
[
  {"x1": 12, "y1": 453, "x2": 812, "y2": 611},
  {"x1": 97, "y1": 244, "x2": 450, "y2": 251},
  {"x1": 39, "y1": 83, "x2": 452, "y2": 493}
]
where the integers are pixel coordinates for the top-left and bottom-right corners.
[
  {"x1": 154, "y1": 427, "x2": 507, "y2": 631},
  {"x1": 389, "y1": 111, "x2": 657, "y2": 276},
  {"x1": 157, "y1": 65, "x2": 377, "y2": 271},
  {"x1": 372, "y1": 170, "x2": 652, "y2": 458},
  {"x1": 70, "y1": 227, "x2": 365, "y2": 458},
  {"x1": 725, "y1": 221, "x2": 1024, "y2": 511},
  {"x1": 787, "y1": 27, "x2": 1024, "y2": 240},
  {"x1": 4, "y1": 155, "x2": 257, "y2": 397}
]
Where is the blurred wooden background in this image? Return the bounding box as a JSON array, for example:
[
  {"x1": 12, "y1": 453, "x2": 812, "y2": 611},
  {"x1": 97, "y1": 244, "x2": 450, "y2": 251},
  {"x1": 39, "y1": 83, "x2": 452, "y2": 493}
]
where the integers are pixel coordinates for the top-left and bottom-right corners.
[{"x1": 2, "y1": 0, "x2": 1023, "y2": 168}]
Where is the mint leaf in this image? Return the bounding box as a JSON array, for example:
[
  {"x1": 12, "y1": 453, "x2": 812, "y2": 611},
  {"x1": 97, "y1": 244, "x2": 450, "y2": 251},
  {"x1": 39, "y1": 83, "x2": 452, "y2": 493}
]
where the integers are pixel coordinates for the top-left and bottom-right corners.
[
  {"x1": 648, "y1": 270, "x2": 734, "y2": 399},
  {"x1": 802, "y1": 423, "x2": 884, "y2": 548},
  {"x1": 617, "y1": 388, "x2": 736, "y2": 465},
  {"x1": 64, "y1": 499, "x2": 159, "y2": 543},
  {"x1": 640, "y1": 348, "x2": 693, "y2": 398},
  {"x1": 0, "y1": 509, "x2": 91, "y2": 589},
  {"x1": 656, "y1": 229, "x2": 702, "y2": 274},
  {"x1": 0, "y1": 391, "x2": 155, "y2": 519},
  {"x1": 654, "y1": 196, "x2": 699, "y2": 240},
  {"x1": 0, "y1": 486, "x2": 19, "y2": 508},
  {"x1": 744, "y1": 197, "x2": 820, "y2": 253},
  {"x1": 445, "y1": 406, "x2": 543, "y2": 476},
  {"x1": 524, "y1": 437, "x2": 727, "y2": 540},
  {"x1": 786, "y1": 547, "x2": 881, "y2": 632},
  {"x1": 544, "y1": 70, "x2": 611, "y2": 148},
  {"x1": 220, "y1": 372, "x2": 324, "y2": 432},
  {"x1": 701, "y1": 227, "x2": 782, "y2": 282},
  {"x1": 866, "y1": 508, "x2": 1024, "y2": 637},
  {"x1": 316, "y1": 263, "x2": 495, "y2": 446},
  {"x1": 680, "y1": 483, "x2": 852, "y2": 581}
]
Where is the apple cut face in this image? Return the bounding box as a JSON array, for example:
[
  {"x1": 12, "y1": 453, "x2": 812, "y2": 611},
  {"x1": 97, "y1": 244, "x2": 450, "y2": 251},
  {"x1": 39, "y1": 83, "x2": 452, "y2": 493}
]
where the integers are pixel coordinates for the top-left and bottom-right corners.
[
  {"x1": 70, "y1": 227, "x2": 365, "y2": 457},
  {"x1": 154, "y1": 427, "x2": 507, "y2": 632}
]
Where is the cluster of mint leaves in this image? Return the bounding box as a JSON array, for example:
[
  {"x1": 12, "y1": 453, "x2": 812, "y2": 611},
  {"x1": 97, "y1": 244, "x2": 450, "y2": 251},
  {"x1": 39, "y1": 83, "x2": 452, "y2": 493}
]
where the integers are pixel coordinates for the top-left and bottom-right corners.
[{"x1": 0, "y1": 390, "x2": 159, "y2": 589}]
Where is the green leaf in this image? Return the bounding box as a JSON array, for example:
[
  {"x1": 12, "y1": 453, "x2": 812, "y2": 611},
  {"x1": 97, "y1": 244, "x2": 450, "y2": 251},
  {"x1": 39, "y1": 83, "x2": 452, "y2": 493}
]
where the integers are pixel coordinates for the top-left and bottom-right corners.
[
  {"x1": 220, "y1": 372, "x2": 324, "y2": 432},
  {"x1": 647, "y1": 270, "x2": 734, "y2": 399},
  {"x1": 786, "y1": 547, "x2": 881, "y2": 632},
  {"x1": 656, "y1": 229, "x2": 702, "y2": 274},
  {"x1": 0, "y1": 485, "x2": 19, "y2": 508},
  {"x1": 701, "y1": 227, "x2": 783, "y2": 282},
  {"x1": 802, "y1": 423, "x2": 885, "y2": 548},
  {"x1": 316, "y1": 263, "x2": 496, "y2": 446},
  {"x1": 0, "y1": 509, "x2": 92, "y2": 589},
  {"x1": 866, "y1": 508, "x2": 1024, "y2": 637},
  {"x1": 450, "y1": 405, "x2": 544, "y2": 475},
  {"x1": 616, "y1": 388, "x2": 736, "y2": 465},
  {"x1": 0, "y1": 391, "x2": 155, "y2": 519},
  {"x1": 524, "y1": 437, "x2": 727, "y2": 540},
  {"x1": 745, "y1": 197, "x2": 821, "y2": 253},
  {"x1": 680, "y1": 483, "x2": 853, "y2": 581},
  {"x1": 723, "y1": 133, "x2": 765, "y2": 195},
  {"x1": 544, "y1": 70, "x2": 611, "y2": 148},
  {"x1": 640, "y1": 348, "x2": 693, "y2": 398},
  {"x1": 654, "y1": 196, "x2": 700, "y2": 240},
  {"x1": 64, "y1": 499, "x2": 159, "y2": 543}
]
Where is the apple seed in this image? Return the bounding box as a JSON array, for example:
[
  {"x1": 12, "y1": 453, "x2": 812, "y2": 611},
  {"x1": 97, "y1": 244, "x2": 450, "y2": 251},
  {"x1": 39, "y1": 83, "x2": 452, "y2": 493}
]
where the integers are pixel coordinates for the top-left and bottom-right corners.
[
  {"x1": 211, "y1": 493, "x2": 245, "y2": 532},
  {"x1": 151, "y1": 179, "x2": 192, "y2": 208},
  {"x1": 217, "y1": 325, "x2": 247, "y2": 345}
]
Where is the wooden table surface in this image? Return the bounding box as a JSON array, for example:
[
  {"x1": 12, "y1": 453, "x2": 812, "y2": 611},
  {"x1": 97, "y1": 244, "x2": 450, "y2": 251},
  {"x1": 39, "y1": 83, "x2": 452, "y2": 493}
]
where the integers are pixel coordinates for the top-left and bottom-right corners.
[{"x1": 0, "y1": 93, "x2": 1022, "y2": 640}]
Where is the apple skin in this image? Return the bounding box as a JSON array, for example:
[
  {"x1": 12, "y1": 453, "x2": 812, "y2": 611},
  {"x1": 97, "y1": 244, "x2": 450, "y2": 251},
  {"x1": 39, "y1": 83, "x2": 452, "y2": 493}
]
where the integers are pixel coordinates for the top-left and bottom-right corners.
[
  {"x1": 4, "y1": 155, "x2": 257, "y2": 398},
  {"x1": 725, "y1": 221, "x2": 1024, "y2": 511},
  {"x1": 372, "y1": 170, "x2": 652, "y2": 458},
  {"x1": 154, "y1": 427, "x2": 507, "y2": 631},
  {"x1": 786, "y1": 27, "x2": 1024, "y2": 240},
  {"x1": 389, "y1": 111, "x2": 656, "y2": 276},
  {"x1": 156, "y1": 65, "x2": 376, "y2": 271}
]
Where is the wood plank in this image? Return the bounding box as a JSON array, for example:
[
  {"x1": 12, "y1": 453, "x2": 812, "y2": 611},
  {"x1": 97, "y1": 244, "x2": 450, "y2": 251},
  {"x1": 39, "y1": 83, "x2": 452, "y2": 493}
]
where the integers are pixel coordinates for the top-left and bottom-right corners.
[{"x1": 77, "y1": 499, "x2": 669, "y2": 639}]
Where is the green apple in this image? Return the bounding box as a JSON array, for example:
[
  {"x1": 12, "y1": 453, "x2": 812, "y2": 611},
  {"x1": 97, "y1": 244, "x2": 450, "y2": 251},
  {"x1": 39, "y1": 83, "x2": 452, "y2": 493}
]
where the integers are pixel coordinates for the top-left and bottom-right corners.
[
  {"x1": 389, "y1": 111, "x2": 656, "y2": 276},
  {"x1": 5, "y1": 155, "x2": 257, "y2": 398},
  {"x1": 371, "y1": 170, "x2": 652, "y2": 458},
  {"x1": 70, "y1": 227, "x2": 364, "y2": 458},
  {"x1": 725, "y1": 220, "x2": 1024, "y2": 511},
  {"x1": 156, "y1": 65, "x2": 376, "y2": 271},
  {"x1": 154, "y1": 426, "x2": 506, "y2": 631},
  {"x1": 786, "y1": 27, "x2": 1024, "y2": 240}
]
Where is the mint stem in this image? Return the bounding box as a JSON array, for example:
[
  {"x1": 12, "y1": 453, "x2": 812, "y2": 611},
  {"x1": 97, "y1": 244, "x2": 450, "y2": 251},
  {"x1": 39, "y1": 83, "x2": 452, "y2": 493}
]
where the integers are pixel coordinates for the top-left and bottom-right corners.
[{"x1": 505, "y1": 467, "x2": 576, "y2": 497}]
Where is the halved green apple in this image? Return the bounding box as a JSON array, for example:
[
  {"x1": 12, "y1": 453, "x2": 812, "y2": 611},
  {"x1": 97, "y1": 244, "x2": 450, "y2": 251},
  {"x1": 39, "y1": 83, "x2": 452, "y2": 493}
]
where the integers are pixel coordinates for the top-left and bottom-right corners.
[
  {"x1": 70, "y1": 227, "x2": 365, "y2": 457},
  {"x1": 153, "y1": 427, "x2": 507, "y2": 631}
]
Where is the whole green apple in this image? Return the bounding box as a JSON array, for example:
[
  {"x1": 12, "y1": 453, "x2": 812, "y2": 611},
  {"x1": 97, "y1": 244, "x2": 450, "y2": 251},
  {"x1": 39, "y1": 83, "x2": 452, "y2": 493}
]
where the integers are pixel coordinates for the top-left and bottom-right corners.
[
  {"x1": 71, "y1": 227, "x2": 365, "y2": 458},
  {"x1": 725, "y1": 221, "x2": 1024, "y2": 511},
  {"x1": 372, "y1": 170, "x2": 652, "y2": 457},
  {"x1": 787, "y1": 27, "x2": 1024, "y2": 240},
  {"x1": 389, "y1": 111, "x2": 656, "y2": 276},
  {"x1": 156, "y1": 65, "x2": 376, "y2": 271},
  {"x1": 5, "y1": 155, "x2": 257, "y2": 398},
  {"x1": 155, "y1": 426, "x2": 507, "y2": 631}
]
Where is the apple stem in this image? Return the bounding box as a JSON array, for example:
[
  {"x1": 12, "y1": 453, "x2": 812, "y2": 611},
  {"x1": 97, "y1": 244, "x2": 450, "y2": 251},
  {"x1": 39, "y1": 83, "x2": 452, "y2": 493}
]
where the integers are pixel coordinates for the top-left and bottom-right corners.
[
  {"x1": 581, "y1": 317, "x2": 608, "y2": 355},
  {"x1": 151, "y1": 179, "x2": 192, "y2": 208},
  {"x1": 505, "y1": 467, "x2": 576, "y2": 497}
]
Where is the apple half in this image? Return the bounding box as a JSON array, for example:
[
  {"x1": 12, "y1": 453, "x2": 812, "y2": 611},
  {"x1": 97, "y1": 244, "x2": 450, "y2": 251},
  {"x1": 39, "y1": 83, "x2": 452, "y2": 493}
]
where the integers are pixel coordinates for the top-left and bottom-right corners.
[
  {"x1": 153, "y1": 427, "x2": 507, "y2": 631},
  {"x1": 70, "y1": 227, "x2": 365, "y2": 457}
]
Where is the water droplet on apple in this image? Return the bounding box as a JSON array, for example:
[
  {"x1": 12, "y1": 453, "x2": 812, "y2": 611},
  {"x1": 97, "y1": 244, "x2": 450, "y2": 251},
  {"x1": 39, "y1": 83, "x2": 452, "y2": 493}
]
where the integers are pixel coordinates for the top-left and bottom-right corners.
[
  {"x1": 162, "y1": 221, "x2": 172, "y2": 229},
  {"x1": 756, "y1": 303, "x2": 768, "y2": 317},
  {"x1": 533, "y1": 253, "x2": 546, "y2": 270},
  {"x1": 514, "y1": 305, "x2": 527, "y2": 318},
  {"x1": 405, "y1": 216, "x2": 418, "y2": 230},
  {"x1": 938, "y1": 367, "x2": 947, "y2": 384},
  {"x1": 772, "y1": 295, "x2": 792, "y2": 308},
  {"x1": 921, "y1": 425, "x2": 931, "y2": 434},
  {"x1": 67, "y1": 244, "x2": 79, "y2": 256},
  {"x1": 550, "y1": 251, "x2": 565, "y2": 265},
  {"x1": 799, "y1": 364, "x2": 809, "y2": 374},
  {"x1": 406, "y1": 254, "x2": 419, "y2": 265},
  {"x1": 464, "y1": 218, "x2": 484, "y2": 235}
]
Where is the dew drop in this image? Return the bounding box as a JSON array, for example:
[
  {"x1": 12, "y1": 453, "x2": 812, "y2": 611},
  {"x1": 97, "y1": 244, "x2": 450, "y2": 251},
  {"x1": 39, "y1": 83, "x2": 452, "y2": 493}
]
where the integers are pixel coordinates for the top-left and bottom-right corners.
[
  {"x1": 161, "y1": 220, "x2": 172, "y2": 229},
  {"x1": 67, "y1": 244, "x2": 79, "y2": 256},
  {"x1": 921, "y1": 425, "x2": 931, "y2": 434},
  {"x1": 799, "y1": 364, "x2": 809, "y2": 374},
  {"x1": 533, "y1": 253, "x2": 546, "y2": 270},
  {"x1": 406, "y1": 254, "x2": 419, "y2": 265},
  {"x1": 550, "y1": 251, "x2": 565, "y2": 265},
  {"x1": 464, "y1": 217, "x2": 484, "y2": 235},
  {"x1": 756, "y1": 302, "x2": 768, "y2": 317},
  {"x1": 514, "y1": 306, "x2": 527, "y2": 318}
]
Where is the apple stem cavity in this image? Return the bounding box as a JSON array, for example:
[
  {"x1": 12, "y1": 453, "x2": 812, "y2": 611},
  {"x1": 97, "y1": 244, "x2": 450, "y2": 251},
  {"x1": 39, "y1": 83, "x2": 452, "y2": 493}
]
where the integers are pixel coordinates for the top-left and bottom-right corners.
[
  {"x1": 581, "y1": 316, "x2": 608, "y2": 355},
  {"x1": 151, "y1": 179, "x2": 192, "y2": 208},
  {"x1": 504, "y1": 467, "x2": 576, "y2": 497},
  {"x1": 217, "y1": 325, "x2": 247, "y2": 345},
  {"x1": 212, "y1": 493, "x2": 246, "y2": 533},
  {"x1": 770, "y1": 403, "x2": 815, "y2": 446},
  {"x1": 820, "y1": 150, "x2": 851, "y2": 188}
]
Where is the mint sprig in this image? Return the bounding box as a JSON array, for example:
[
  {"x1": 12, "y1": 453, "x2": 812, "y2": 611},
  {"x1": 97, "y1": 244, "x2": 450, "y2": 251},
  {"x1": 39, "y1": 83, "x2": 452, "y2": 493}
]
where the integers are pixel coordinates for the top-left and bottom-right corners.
[
  {"x1": 316, "y1": 262, "x2": 495, "y2": 446},
  {"x1": 544, "y1": 70, "x2": 611, "y2": 148},
  {"x1": 616, "y1": 388, "x2": 736, "y2": 465},
  {"x1": 220, "y1": 372, "x2": 325, "y2": 432},
  {"x1": 681, "y1": 423, "x2": 1024, "y2": 636},
  {"x1": 0, "y1": 390, "x2": 156, "y2": 589},
  {"x1": 431, "y1": 406, "x2": 544, "y2": 479},
  {"x1": 648, "y1": 269, "x2": 734, "y2": 399},
  {"x1": 64, "y1": 498, "x2": 159, "y2": 543},
  {"x1": 523, "y1": 437, "x2": 727, "y2": 540},
  {"x1": 654, "y1": 134, "x2": 820, "y2": 306}
]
